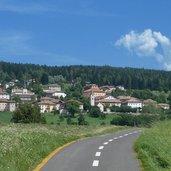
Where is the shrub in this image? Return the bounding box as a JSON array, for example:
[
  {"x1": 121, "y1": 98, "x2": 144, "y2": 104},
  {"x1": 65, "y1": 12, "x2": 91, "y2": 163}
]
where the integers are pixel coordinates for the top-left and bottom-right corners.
[
  {"x1": 110, "y1": 106, "x2": 137, "y2": 113},
  {"x1": 89, "y1": 106, "x2": 102, "y2": 118},
  {"x1": 110, "y1": 114, "x2": 160, "y2": 127},
  {"x1": 66, "y1": 117, "x2": 72, "y2": 125},
  {"x1": 11, "y1": 103, "x2": 46, "y2": 124}
]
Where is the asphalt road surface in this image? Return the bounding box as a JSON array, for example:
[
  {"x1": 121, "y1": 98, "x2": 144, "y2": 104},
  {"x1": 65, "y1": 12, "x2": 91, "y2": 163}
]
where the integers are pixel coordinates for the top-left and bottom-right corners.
[{"x1": 41, "y1": 129, "x2": 142, "y2": 171}]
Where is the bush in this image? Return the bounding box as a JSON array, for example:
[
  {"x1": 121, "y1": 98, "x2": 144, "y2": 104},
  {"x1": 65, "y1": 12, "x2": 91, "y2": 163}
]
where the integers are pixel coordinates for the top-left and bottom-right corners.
[
  {"x1": 78, "y1": 114, "x2": 85, "y2": 125},
  {"x1": 66, "y1": 117, "x2": 72, "y2": 125},
  {"x1": 59, "y1": 115, "x2": 65, "y2": 122},
  {"x1": 11, "y1": 103, "x2": 46, "y2": 124},
  {"x1": 142, "y1": 105, "x2": 162, "y2": 114},
  {"x1": 89, "y1": 106, "x2": 102, "y2": 118},
  {"x1": 110, "y1": 106, "x2": 137, "y2": 113},
  {"x1": 100, "y1": 113, "x2": 106, "y2": 120},
  {"x1": 100, "y1": 122, "x2": 106, "y2": 125},
  {"x1": 110, "y1": 115, "x2": 123, "y2": 125},
  {"x1": 110, "y1": 114, "x2": 160, "y2": 127}
]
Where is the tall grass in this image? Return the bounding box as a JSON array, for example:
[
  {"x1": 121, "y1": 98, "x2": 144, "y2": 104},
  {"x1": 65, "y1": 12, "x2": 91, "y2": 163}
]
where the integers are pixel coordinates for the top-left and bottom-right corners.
[
  {"x1": 135, "y1": 121, "x2": 171, "y2": 171},
  {"x1": 0, "y1": 123, "x2": 125, "y2": 171}
]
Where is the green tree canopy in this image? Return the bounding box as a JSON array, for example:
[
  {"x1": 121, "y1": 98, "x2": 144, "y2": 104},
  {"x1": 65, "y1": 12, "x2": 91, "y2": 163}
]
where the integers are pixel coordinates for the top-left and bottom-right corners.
[
  {"x1": 66, "y1": 100, "x2": 80, "y2": 117},
  {"x1": 11, "y1": 103, "x2": 46, "y2": 123}
]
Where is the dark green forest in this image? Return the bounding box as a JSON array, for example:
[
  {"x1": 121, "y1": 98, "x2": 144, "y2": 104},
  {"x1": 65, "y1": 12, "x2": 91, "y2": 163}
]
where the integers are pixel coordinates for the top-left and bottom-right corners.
[{"x1": 0, "y1": 61, "x2": 171, "y2": 91}]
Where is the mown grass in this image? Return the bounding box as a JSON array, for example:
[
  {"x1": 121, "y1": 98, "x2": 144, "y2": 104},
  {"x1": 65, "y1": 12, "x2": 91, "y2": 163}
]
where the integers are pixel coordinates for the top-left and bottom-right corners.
[
  {"x1": 0, "y1": 112, "x2": 13, "y2": 123},
  {"x1": 135, "y1": 121, "x2": 171, "y2": 171},
  {"x1": 0, "y1": 123, "x2": 127, "y2": 171},
  {"x1": 45, "y1": 112, "x2": 114, "y2": 125},
  {"x1": 0, "y1": 112, "x2": 116, "y2": 126}
]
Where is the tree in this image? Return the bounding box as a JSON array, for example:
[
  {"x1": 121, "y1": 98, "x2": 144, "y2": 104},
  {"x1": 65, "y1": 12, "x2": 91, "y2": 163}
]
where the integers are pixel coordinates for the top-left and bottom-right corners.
[
  {"x1": 67, "y1": 117, "x2": 72, "y2": 125},
  {"x1": 167, "y1": 93, "x2": 171, "y2": 108},
  {"x1": 32, "y1": 83, "x2": 44, "y2": 99},
  {"x1": 78, "y1": 114, "x2": 88, "y2": 125},
  {"x1": 142, "y1": 105, "x2": 162, "y2": 114},
  {"x1": 89, "y1": 106, "x2": 102, "y2": 118},
  {"x1": 66, "y1": 100, "x2": 80, "y2": 117},
  {"x1": 11, "y1": 103, "x2": 46, "y2": 123},
  {"x1": 81, "y1": 97, "x2": 91, "y2": 111},
  {"x1": 41, "y1": 72, "x2": 49, "y2": 85}
]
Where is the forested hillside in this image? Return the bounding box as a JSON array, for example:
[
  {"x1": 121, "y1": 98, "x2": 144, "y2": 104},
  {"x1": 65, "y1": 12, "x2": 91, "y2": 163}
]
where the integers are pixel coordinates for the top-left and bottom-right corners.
[{"x1": 0, "y1": 61, "x2": 171, "y2": 90}]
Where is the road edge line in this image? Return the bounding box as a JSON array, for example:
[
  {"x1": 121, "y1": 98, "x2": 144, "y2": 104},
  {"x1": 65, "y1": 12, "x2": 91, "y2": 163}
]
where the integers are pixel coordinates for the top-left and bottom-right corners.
[{"x1": 33, "y1": 141, "x2": 76, "y2": 171}]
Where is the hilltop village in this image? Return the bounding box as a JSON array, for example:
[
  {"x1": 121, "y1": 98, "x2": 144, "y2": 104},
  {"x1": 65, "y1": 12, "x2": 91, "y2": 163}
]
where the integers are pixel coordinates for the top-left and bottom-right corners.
[{"x1": 0, "y1": 80, "x2": 169, "y2": 114}]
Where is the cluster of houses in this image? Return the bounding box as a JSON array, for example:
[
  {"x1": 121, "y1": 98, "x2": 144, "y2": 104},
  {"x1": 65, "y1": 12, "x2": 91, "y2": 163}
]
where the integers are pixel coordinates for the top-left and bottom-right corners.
[
  {"x1": 83, "y1": 84, "x2": 170, "y2": 112},
  {"x1": 0, "y1": 84, "x2": 67, "y2": 113},
  {"x1": 0, "y1": 82, "x2": 170, "y2": 114},
  {"x1": 0, "y1": 89, "x2": 16, "y2": 112}
]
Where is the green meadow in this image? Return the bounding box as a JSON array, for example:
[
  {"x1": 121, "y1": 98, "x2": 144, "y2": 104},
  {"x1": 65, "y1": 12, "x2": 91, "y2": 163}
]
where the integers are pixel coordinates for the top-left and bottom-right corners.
[
  {"x1": 135, "y1": 121, "x2": 171, "y2": 171},
  {"x1": 0, "y1": 112, "x2": 126, "y2": 171}
]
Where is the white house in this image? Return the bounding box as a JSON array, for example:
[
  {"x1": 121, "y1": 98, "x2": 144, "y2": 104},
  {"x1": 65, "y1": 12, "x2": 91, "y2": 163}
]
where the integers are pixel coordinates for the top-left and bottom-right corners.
[
  {"x1": 158, "y1": 103, "x2": 170, "y2": 110},
  {"x1": 0, "y1": 99, "x2": 16, "y2": 112},
  {"x1": 38, "y1": 97, "x2": 64, "y2": 113},
  {"x1": 52, "y1": 91, "x2": 66, "y2": 98},
  {"x1": 116, "y1": 85, "x2": 125, "y2": 91},
  {"x1": 12, "y1": 88, "x2": 36, "y2": 102},
  {"x1": 0, "y1": 89, "x2": 10, "y2": 100},
  {"x1": 122, "y1": 98, "x2": 143, "y2": 109},
  {"x1": 97, "y1": 103, "x2": 104, "y2": 112},
  {"x1": 48, "y1": 84, "x2": 61, "y2": 91},
  {"x1": 98, "y1": 96, "x2": 122, "y2": 107},
  {"x1": 43, "y1": 90, "x2": 66, "y2": 98}
]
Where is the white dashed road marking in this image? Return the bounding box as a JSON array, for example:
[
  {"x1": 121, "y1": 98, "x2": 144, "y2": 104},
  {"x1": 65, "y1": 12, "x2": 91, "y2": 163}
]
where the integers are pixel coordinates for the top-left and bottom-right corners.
[
  {"x1": 95, "y1": 152, "x2": 101, "y2": 157},
  {"x1": 93, "y1": 130, "x2": 142, "y2": 168},
  {"x1": 99, "y1": 146, "x2": 104, "y2": 150},
  {"x1": 92, "y1": 160, "x2": 99, "y2": 167}
]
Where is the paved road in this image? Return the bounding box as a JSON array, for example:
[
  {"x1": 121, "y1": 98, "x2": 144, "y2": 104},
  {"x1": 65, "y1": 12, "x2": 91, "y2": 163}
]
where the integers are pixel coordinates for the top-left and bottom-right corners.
[{"x1": 41, "y1": 129, "x2": 141, "y2": 171}]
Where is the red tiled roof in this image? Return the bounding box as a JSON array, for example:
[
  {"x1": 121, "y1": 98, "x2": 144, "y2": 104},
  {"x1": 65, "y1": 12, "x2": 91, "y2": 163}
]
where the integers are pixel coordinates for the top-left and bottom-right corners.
[
  {"x1": 83, "y1": 88, "x2": 105, "y2": 93},
  {"x1": 98, "y1": 99, "x2": 121, "y2": 103},
  {"x1": 38, "y1": 100, "x2": 56, "y2": 105},
  {"x1": 124, "y1": 98, "x2": 142, "y2": 103},
  {"x1": 0, "y1": 99, "x2": 15, "y2": 103},
  {"x1": 0, "y1": 89, "x2": 8, "y2": 94}
]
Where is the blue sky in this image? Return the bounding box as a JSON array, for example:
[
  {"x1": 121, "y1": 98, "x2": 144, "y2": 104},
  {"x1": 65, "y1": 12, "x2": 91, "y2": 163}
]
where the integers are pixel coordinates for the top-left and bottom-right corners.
[{"x1": 0, "y1": 0, "x2": 171, "y2": 70}]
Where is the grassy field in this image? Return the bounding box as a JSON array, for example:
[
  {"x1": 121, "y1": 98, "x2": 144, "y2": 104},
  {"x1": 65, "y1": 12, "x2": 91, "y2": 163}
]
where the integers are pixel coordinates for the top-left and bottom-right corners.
[
  {"x1": 0, "y1": 111, "x2": 116, "y2": 126},
  {"x1": 0, "y1": 112, "x2": 13, "y2": 123},
  {"x1": 0, "y1": 123, "x2": 127, "y2": 171},
  {"x1": 45, "y1": 112, "x2": 115, "y2": 125},
  {"x1": 135, "y1": 121, "x2": 171, "y2": 171}
]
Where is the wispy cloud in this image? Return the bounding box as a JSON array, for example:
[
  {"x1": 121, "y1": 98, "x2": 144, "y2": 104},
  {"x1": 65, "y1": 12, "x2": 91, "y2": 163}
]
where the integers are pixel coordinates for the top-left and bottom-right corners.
[
  {"x1": 0, "y1": 0, "x2": 52, "y2": 14},
  {"x1": 0, "y1": 31, "x2": 32, "y2": 55},
  {"x1": 0, "y1": 31, "x2": 83, "y2": 65},
  {"x1": 0, "y1": 0, "x2": 116, "y2": 17},
  {"x1": 115, "y1": 29, "x2": 171, "y2": 71}
]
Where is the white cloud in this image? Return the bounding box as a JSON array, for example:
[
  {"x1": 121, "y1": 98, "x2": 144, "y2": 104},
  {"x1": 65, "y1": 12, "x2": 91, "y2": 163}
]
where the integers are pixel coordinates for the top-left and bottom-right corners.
[{"x1": 115, "y1": 29, "x2": 171, "y2": 71}]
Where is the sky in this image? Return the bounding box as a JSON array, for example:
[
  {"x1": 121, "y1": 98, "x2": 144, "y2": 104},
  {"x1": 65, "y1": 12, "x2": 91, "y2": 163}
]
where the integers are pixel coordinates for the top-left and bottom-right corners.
[{"x1": 0, "y1": 0, "x2": 171, "y2": 70}]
